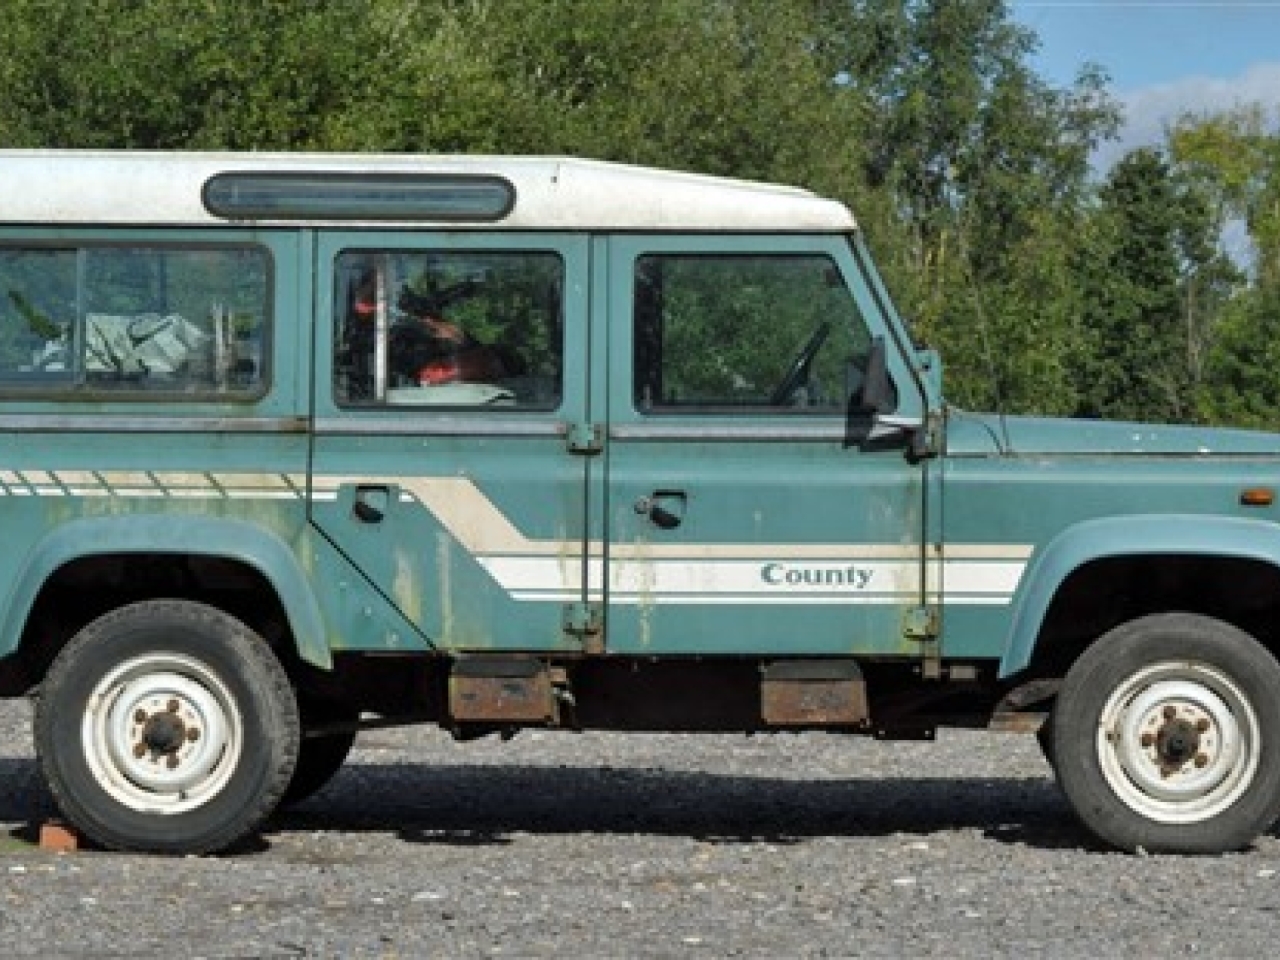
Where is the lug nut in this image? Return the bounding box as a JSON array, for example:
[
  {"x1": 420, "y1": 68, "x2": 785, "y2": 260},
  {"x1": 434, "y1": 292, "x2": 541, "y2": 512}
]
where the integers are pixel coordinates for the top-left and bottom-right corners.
[
  {"x1": 134, "y1": 709, "x2": 147, "y2": 724},
  {"x1": 1196, "y1": 718, "x2": 1211, "y2": 733},
  {"x1": 1163, "y1": 705, "x2": 1178, "y2": 720},
  {"x1": 1195, "y1": 753, "x2": 1210, "y2": 768},
  {"x1": 133, "y1": 744, "x2": 146, "y2": 759},
  {"x1": 166, "y1": 755, "x2": 179, "y2": 770},
  {"x1": 187, "y1": 728, "x2": 200, "y2": 742},
  {"x1": 1140, "y1": 733, "x2": 1156, "y2": 748},
  {"x1": 167, "y1": 699, "x2": 180, "y2": 713}
]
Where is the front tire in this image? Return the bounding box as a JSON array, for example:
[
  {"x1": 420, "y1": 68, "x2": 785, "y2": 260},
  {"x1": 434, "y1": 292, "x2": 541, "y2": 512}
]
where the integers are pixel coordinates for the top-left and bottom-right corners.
[
  {"x1": 1052, "y1": 613, "x2": 1280, "y2": 854},
  {"x1": 35, "y1": 600, "x2": 299, "y2": 854}
]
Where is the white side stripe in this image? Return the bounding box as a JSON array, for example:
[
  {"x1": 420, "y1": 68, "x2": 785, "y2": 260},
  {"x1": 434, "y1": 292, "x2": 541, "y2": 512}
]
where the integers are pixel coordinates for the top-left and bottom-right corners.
[
  {"x1": 2, "y1": 471, "x2": 1033, "y2": 606},
  {"x1": 483, "y1": 554, "x2": 1026, "y2": 606}
]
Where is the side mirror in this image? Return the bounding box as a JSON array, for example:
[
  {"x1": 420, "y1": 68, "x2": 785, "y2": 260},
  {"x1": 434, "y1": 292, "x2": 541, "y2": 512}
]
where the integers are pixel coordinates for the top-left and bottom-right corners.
[
  {"x1": 856, "y1": 336, "x2": 893, "y2": 415},
  {"x1": 845, "y1": 337, "x2": 908, "y2": 448}
]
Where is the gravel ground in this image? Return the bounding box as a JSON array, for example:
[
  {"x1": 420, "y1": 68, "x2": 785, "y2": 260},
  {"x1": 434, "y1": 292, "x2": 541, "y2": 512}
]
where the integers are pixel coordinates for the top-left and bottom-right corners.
[{"x1": 2, "y1": 697, "x2": 1279, "y2": 958}]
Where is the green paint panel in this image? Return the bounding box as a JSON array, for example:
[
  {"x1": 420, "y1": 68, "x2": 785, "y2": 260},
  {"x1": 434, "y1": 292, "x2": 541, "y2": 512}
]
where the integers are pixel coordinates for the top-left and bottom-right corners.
[{"x1": 5, "y1": 210, "x2": 1280, "y2": 683}]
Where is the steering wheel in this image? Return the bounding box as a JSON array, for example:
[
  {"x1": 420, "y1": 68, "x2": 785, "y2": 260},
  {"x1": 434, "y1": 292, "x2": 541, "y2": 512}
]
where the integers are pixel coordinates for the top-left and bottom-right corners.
[{"x1": 770, "y1": 323, "x2": 831, "y2": 406}]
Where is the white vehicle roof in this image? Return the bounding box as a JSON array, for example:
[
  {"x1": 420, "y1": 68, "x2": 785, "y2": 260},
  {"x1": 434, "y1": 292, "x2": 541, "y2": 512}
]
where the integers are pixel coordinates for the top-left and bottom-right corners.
[{"x1": 0, "y1": 150, "x2": 857, "y2": 232}]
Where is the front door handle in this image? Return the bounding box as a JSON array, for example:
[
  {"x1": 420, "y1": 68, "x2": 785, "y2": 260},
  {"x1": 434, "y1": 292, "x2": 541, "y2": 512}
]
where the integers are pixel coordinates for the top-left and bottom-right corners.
[
  {"x1": 353, "y1": 484, "x2": 390, "y2": 524},
  {"x1": 634, "y1": 490, "x2": 687, "y2": 530}
]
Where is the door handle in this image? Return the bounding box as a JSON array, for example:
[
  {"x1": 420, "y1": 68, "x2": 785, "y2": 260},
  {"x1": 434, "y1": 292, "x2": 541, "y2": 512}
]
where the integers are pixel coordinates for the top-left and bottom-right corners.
[
  {"x1": 353, "y1": 484, "x2": 390, "y2": 523},
  {"x1": 634, "y1": 490, "x2": 686, "y2": 530}
]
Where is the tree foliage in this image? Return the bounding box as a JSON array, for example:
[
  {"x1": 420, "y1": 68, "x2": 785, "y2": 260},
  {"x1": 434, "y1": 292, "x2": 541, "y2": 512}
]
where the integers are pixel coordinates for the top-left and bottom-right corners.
[
  {"x1": 0, "y1": 0, "x2": 1276, "y2": 427},
  {"x1": 1169, "y1": 108, "x2": 1280, "y2": 426}
]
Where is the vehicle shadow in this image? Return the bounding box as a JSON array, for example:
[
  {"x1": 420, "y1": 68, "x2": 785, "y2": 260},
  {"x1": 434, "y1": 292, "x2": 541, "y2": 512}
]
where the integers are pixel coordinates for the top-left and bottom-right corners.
[
  {"x1": 274, "y1": 761, "x2": 1098, "y2": 852},
  {"x1": 0, "y1": 758, "x2": 59, "y2": 844},
  {"x1": 0, "y1": 756, "x2": 1201, "y2": 855}
]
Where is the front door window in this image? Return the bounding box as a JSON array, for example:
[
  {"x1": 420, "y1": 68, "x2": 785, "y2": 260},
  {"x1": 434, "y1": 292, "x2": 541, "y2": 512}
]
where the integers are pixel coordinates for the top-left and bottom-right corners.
[{"x1": 633, "y1": 254, "x2": 875, "y2": 413}]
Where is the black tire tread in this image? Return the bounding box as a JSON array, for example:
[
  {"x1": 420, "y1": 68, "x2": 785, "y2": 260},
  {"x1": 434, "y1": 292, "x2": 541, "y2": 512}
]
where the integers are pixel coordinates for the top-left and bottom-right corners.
[
  {"x1": 281, "y1": 701, "x2": 357, "y2": 808},
  {"x1": 34, "y1": 599, "x2": 299, "y2": 854}
]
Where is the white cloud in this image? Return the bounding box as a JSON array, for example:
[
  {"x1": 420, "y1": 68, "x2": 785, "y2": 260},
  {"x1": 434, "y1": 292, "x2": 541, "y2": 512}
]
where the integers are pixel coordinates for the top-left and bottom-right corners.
[
  {"x1": 1094, "y1": 61, "x2": 1280, "y2": 171},
  {"x1": 1087, "y1": 64, "x2": 1280, "y2": 270}
]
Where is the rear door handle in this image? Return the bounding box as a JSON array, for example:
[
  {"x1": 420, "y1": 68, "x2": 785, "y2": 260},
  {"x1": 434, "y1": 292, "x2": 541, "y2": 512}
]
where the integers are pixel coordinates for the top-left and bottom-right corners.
[{"x1": 634, "y1": 490, "x2": 687, "y2": 530}]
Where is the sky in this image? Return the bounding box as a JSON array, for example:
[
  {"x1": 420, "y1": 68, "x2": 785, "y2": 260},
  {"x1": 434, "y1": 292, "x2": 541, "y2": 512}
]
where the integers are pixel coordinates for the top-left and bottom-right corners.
[{"x1": 1010, "y1": 1, "x2": 1280, "y2": 169}]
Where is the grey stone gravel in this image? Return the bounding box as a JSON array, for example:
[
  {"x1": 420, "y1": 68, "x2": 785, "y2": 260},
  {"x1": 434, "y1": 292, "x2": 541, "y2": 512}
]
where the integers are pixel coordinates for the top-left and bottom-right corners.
[{"x1": 1, "y1": 697, "x2": 1278, "y2": 958}]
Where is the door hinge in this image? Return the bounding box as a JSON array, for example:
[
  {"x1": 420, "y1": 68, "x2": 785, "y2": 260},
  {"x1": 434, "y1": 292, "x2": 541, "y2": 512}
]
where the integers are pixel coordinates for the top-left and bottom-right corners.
[
  {"x1": 903, "y1": 605, "x2": 940, "y2": 641},
  {"x1": 565, "y1": 422, "x2": 604, "y2": 455},
  {"x1": 562, "y1": 602, "x2": 604, "y2": 653}
]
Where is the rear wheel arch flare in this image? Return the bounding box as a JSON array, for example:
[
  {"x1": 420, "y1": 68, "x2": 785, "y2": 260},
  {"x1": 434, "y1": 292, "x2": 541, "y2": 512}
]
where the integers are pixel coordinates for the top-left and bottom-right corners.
[{"x1": 3, "y1": 516, "x2": 332, "y2": 672}]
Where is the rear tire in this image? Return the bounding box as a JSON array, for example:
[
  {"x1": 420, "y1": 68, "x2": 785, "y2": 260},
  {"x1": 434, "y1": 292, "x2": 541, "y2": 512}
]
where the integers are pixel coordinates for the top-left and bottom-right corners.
[
  {"x1": 35, "y1": 600, "x2": 299, "y2": 854},
  {"x1": 1052, "y1": 613, "x2": 1280, "y2": 854},
  {"x1": 281, "y1": 699, "x2": 357, "y2": 807}
]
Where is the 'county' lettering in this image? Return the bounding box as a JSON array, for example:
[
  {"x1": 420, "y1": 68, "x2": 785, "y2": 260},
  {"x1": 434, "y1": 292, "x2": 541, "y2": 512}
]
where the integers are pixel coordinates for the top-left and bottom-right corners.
[{"x1": 760, "y1": 563, "x2": 873, "y2": 590}]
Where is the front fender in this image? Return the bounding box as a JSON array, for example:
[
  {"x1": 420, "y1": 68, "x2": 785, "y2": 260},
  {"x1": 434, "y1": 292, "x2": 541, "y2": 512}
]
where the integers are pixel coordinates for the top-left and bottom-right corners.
[
  {"x1": 0, "y1": 515, "x2": 332, "y2": 669},
  {"x1": 999, "y1": 514, "x2": 1280, "y2": 678}
]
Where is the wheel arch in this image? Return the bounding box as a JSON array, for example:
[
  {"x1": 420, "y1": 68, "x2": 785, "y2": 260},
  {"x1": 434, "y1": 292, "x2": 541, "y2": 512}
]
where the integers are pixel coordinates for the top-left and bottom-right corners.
[
  {"x1": 2, "y1": 515, "x2": 331, "y2": 674},
  {"x1": 999, "y1": 514, "x2": 1280, "y2": 680}
]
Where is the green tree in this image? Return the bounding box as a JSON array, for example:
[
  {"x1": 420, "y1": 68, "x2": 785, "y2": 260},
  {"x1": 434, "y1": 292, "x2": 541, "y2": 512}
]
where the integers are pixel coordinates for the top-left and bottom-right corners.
[
  {"x1": 1074, "y1": 147, "x2": 1235, "y2": 423},
  {"x1": 1170, "y1": 107, "x2": 1280, "y2": 287},
  {"x1": 327, "y1": 0, "x2": 873, "y2": 195},
  {"x1": 1171, "y1": 109, "x2": 1280, "y2": 427},
  {"x1": 0, "y1": 0, "x2": 374, "y2": 149},
  {"x1": 810, "y1": 1, "x2": 1116, "y2": 412},
  {"x1": 1199, "y1": 285, "x2": 1280, "y2": 429}
]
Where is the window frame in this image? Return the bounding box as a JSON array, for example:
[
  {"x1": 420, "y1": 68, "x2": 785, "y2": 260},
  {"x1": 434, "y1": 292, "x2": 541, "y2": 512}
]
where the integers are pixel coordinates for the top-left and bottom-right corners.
[
  {"x1": 0, "y1": 238, "x2": 274, "y2": 403},
  {"x1": 329, "y1": 245, "x2": 569, "y2": 413},
  {"x1": 631, "y1": 250, "x2": 879, "y2": 417},
  {"x1": 604, "y1": 232, "x2": 927, "y2": 435}
]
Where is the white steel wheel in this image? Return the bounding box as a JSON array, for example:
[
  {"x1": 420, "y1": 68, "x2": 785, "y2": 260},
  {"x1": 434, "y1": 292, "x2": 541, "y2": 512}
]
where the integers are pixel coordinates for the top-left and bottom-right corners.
[
  {"x1": 1053, "y1": 613, "x2": 1280, "y2": 854},
  {"x1": 1095, "y1": 662, "x2": 1259, "y2": 824},
  {"x1": 36, "y1": 600, "x2": 299, "y2": 855},
  {"x1": 83, "y1": 653, "x2": 244, "y2": 814}
]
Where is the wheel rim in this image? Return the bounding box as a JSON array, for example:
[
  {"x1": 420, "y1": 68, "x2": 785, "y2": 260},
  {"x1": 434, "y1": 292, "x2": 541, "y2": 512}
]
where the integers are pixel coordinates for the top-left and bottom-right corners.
[
  {"x1": 81, "y1": 653, "x2": 243, "y2": 814},
  {"x1": 1096, "y1": 661, "x2": 1260, "y2": 824}
]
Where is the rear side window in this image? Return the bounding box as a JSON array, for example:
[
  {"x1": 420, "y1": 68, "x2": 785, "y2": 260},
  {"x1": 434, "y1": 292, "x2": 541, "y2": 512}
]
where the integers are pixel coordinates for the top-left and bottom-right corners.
[
  {"x1": 0, "y1": 244, "x2": 270, "y2": 398},
  {"x1": 333, "y1": 249, "x2": 563, "y2": 409}
]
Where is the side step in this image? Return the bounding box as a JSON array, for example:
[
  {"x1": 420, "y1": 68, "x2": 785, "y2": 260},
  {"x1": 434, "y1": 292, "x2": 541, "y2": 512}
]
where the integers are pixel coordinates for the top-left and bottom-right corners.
[
  {"x1": 761, "y1": 660, "x2": 869, "y2": 727},
  {"x1": 445, "y1": 657, "x2": 870, "y2": 730},
  {"x1": 449, "y1": 658, "x2": 558, "y2": 724}
]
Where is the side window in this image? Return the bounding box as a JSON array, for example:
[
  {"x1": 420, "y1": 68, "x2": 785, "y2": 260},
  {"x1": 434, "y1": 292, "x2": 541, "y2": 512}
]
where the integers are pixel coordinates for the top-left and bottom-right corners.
[
  {"x1": 0, "y1": 244, "x2": 269, "y2": 397},
  {"x1": 634, "y1": 254, "x2": 876, "y2": 413},
  {"x1": 333, "y1": 249, "x2": 563, "y2": 409}
]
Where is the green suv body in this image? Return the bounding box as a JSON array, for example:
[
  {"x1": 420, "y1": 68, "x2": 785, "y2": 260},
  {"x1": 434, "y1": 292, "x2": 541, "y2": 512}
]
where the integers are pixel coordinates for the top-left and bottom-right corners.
[{"x1": 2, "y1": 150, "x2": 1278, "y2": 854}]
